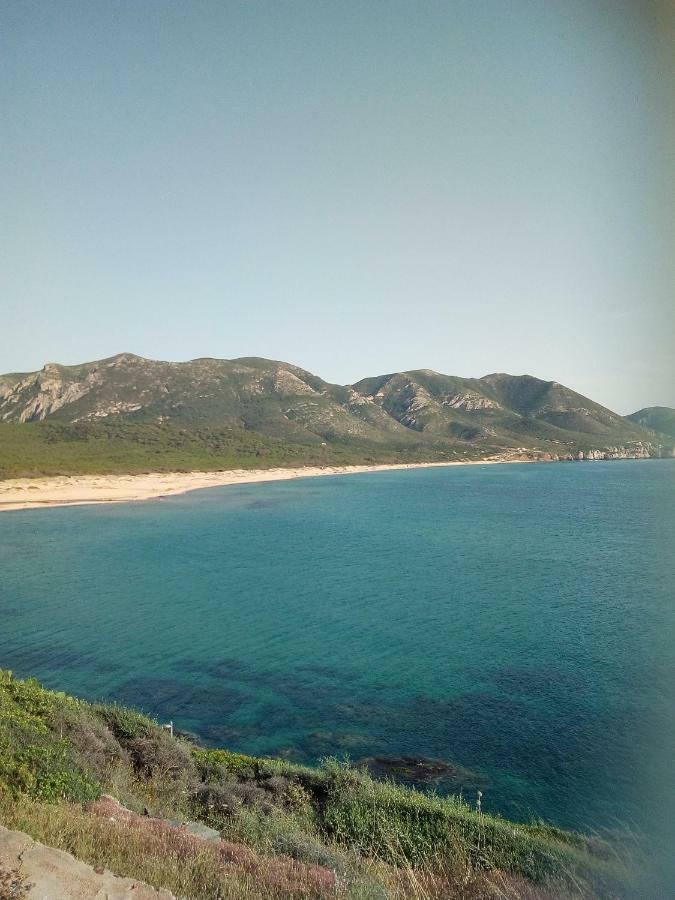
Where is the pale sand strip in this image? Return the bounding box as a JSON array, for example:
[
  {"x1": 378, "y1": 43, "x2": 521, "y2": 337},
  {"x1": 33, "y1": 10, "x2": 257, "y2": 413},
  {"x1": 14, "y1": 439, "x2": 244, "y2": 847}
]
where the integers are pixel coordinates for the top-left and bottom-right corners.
[{"x1": 0, "y1": 458, "x2": 532, "y2": 512}]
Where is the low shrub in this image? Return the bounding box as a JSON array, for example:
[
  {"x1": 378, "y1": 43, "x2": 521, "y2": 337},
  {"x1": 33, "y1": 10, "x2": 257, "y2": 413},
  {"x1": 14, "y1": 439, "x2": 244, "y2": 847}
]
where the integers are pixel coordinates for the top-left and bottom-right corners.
[
  {"x1": 0, "y1": 723, "x2": 100, "y2": 803},
  {"x1": 95, "y1": 704, "x2": 156, "y2": 742},
  {"x1": 0, "y1": 673, "x2": 101, "y2": 803},
  {"x1": 126, "y1": 733, "x2": 196, "y2": 779},
  {"x1": 193, "y1": 748, "x2": 259, "y2": 781},
  {"x1": 52, "y1": 706, "x2": 125, "y2": 780},
  {"x1": 194, "y1": 782, "x2": 274, "y2": 819}
]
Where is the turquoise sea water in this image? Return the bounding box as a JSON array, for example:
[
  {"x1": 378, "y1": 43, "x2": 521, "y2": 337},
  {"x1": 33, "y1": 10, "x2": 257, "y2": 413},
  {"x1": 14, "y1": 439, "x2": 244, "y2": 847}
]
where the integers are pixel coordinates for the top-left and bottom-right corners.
[{"x1": 1, "y1": 460, "x2": 673, "y2": 841}]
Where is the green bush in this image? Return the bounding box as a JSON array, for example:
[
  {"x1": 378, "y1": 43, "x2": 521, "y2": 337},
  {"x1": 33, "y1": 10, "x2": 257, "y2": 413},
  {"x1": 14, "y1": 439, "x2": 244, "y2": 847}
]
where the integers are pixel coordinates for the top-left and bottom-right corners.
[
  {"x1": 0, "y1": 724, "x2": 100, "y2": 803},
  {"x1": 193, "y1": 748, "x2": 259, "y2": 781},
  {"x1": 0, "y1": 672, "x2": 101, "y2": 803},
  {"x1": 95, "y1": 704, "x2": 155, "y2": 742}
]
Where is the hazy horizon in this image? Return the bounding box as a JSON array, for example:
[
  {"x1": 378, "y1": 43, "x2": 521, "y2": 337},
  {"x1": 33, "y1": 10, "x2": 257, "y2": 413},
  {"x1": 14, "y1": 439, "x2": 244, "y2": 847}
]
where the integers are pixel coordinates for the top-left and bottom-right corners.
[{"x1": 2, "y1": 2, "x2": 674, "y2": 414}]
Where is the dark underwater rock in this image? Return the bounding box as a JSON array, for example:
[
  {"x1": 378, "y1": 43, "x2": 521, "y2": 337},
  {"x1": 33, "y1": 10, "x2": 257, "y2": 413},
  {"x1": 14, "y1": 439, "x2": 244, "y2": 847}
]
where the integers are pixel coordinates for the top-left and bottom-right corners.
[{"x1": 359, "y1": 754, "x2": 480, "y2": 788}]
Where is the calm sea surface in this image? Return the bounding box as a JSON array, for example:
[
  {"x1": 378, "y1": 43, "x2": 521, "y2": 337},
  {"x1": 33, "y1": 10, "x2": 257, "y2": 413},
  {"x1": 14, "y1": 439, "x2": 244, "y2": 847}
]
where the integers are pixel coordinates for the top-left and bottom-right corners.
[{"x1": 1, "y1": 460, "x2": 673, "y2": 840}]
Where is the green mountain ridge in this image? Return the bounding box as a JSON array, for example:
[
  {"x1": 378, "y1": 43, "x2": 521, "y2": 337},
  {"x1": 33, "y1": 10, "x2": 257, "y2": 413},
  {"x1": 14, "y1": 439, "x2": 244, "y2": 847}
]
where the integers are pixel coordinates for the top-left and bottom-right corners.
[
  {"x1": 625, "y1": 406, "x2": 675, "y2": 438},
  {"x1": 0, "y1": 354, "x2": 672, "y2": 477}
]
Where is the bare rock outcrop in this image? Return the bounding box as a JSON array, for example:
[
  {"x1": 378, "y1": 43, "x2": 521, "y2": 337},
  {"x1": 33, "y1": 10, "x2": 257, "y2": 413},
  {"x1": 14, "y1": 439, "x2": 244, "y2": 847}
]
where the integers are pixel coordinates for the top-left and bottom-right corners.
[
  {"x1": 443, "y1": 392, "x2": 500, "y2": 410},
  {"x1": 0, "y1": 824, "x2": 174, "y2": 899}
]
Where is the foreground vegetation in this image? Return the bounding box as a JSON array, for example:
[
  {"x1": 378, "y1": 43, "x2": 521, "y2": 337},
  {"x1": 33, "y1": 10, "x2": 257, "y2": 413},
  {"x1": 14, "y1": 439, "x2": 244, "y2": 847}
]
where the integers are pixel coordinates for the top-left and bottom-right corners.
[
  {"x1": 0, "y1": 671, "x2": 636, "y2": 898},
  {"x1": 0, "y1": 422, "x2": 470, "y2": 480}
]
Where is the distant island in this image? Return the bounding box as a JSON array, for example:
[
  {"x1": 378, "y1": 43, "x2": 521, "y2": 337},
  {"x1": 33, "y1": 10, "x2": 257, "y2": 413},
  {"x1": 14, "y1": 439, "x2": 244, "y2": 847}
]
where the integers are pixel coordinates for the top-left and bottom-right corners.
[{"x1": 0, "y1": 353, "x2": 672, "y2": 484}]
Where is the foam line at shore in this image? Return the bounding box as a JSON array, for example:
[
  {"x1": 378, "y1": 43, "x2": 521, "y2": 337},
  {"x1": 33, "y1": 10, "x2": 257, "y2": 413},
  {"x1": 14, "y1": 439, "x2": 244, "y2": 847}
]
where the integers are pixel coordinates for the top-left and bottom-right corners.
[{"x1": 0, "y1": 458, "x2": 535, "y2": 512}]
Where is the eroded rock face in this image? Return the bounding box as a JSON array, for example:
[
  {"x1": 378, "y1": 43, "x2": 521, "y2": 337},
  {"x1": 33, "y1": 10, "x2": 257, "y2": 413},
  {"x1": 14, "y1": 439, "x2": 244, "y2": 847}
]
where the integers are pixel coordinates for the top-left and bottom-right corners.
[
  {"x1": 575, "y1": 443, "x2": 654, "y2": 461},
  {"x1": 78, "y1": 401, "x2": 144, "y2": 421},
  {"x1": 18, "y1": 387, "x2": 83, "y2": 421},
  {"x1": 0, "y1": 365, "x2": 106, "y2": 422},
  {"x1": 17, "y1": 378, "x2": 89, "y2": 422},
  {"x1": 399, "y1": 390, "x2": 433, "y2": 428},
  {"x1": 272, "y1": 368, "x2": 317, "y2": 396},
  {"x1": 346, "y1": 388, "x2": 373, "y2": 407},
  {"x1": 0, "y1": 824, "x2": 175, "y2": 899},
  {"x1": 443, "y1": 392, "x2": 500, "y2": 411}
]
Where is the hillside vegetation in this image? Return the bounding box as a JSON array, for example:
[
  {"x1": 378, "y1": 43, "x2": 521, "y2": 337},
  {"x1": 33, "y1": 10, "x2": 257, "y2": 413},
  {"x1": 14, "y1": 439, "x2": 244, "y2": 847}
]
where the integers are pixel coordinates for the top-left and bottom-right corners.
[
  {"x1": 625, "y1": 406, "x2": 675, "y2": 438},
  {"x1": 0, "y1": 421, "x2": 456, "y2": 480},
  {"x1": 0, "y1": 354, "x2": 671, "y2": 478},
  {"x1": 0, "y1": 671, "x2": 636, "y2": 899}
]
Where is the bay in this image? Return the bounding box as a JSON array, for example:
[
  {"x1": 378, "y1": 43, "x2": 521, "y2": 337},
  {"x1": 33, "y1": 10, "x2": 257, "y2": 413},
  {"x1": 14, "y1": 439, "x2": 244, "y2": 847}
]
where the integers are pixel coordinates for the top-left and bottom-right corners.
[{"x1": 1, "y1": 459, "x2": 673, "y2": 843}]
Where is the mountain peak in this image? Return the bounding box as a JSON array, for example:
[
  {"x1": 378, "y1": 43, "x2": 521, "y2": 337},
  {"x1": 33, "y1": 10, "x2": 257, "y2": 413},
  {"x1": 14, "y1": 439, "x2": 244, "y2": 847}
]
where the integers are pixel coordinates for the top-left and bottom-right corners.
[{"x1": 105, "y1": 352, "x2": 149, "y2": 366}]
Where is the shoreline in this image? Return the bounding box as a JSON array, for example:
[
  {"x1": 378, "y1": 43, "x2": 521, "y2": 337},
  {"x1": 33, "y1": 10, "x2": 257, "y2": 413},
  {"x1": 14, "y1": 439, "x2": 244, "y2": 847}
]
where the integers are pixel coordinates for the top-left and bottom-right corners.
[{"x1": 0, "y1": 457, "x2": 533, "y2": 512}]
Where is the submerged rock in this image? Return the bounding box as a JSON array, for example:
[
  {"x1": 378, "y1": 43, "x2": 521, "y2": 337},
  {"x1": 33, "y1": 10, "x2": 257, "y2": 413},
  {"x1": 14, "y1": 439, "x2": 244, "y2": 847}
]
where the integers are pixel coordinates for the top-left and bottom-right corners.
[{"x1": 359, "y1": 754, "x2": 480, "y2": 788}]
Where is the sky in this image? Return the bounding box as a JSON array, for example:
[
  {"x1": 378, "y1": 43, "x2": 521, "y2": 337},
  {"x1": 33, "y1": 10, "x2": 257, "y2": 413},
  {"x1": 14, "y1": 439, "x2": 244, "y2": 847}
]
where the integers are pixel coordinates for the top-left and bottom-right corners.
[{"x1": 1, "y1": 1, "x2": 673, "y2": 413}]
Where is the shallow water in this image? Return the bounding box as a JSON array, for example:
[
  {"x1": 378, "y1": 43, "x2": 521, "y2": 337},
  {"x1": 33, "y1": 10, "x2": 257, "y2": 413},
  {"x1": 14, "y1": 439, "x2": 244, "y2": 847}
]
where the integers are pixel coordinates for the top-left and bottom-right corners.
[{"x1": 1, "y1": 459, "x2": 673, "y2": 839}]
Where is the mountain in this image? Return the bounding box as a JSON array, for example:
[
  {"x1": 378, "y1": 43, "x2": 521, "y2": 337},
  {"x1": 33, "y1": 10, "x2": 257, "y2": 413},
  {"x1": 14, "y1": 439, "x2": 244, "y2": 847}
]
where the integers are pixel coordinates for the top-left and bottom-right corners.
[
  {"x1": 352, "y1": 369, "x2": 648, "y2": 447},
  {"x1": 625, "y1": 406, "x2": 675, "y2": 438},
  {"x1": 0, "y1": 354, "x2": 669, "y2": 470},
  {"x1": 0, "y1": 353, "x2": 415, "y2": 447}
]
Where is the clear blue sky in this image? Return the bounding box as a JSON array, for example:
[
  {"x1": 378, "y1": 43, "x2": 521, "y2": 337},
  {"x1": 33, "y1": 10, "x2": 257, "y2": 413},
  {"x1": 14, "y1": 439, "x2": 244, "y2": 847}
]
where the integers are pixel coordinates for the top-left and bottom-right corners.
[{"x1": 2, "y1": 1, "x2": 673, "y2": 413}]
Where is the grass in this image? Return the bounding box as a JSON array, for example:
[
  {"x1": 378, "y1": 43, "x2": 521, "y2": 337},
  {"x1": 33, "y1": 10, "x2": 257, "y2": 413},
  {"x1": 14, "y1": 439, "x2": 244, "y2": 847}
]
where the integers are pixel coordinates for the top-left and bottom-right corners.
[
  {"x1": 0, "y1": 671, "x2": 636, "y2": 898},
  {"x1": 0, "y1": 794, "x2": 335, "y2": 899}
]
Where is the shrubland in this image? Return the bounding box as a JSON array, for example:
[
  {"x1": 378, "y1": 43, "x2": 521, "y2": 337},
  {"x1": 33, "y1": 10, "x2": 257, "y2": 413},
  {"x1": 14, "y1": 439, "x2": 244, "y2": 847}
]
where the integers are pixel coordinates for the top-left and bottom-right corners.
[{"x1": 0, "y1": 422, "x2": 457, "y2": 479}]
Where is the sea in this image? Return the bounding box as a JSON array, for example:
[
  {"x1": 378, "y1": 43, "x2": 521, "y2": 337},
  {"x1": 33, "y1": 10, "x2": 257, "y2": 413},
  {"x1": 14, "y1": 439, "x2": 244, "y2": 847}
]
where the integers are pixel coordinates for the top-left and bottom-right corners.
[{"x1": 1, "y1": 459, "x2": 673, "y2": 846}]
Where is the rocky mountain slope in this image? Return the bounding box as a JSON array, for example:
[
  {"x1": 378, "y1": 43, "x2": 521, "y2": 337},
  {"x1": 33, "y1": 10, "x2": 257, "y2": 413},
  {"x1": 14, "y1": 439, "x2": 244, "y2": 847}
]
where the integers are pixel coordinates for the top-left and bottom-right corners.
[
  {"x1": 0, "y1": 354, "x2": 412, "y2": 447},
  {"x1": 352, "y1": 369, "x2": 657, "y2": 450},
  {"x1": 0, "y1": 353, "x2": 671, "y2": 459}
]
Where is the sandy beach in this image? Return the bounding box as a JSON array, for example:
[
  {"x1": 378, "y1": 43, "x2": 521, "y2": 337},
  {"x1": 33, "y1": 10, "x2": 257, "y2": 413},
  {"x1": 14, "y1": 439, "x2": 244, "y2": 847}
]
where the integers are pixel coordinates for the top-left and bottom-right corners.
[{"x1": 0, "y1": 458, "x2": 529, "y2": 512}]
